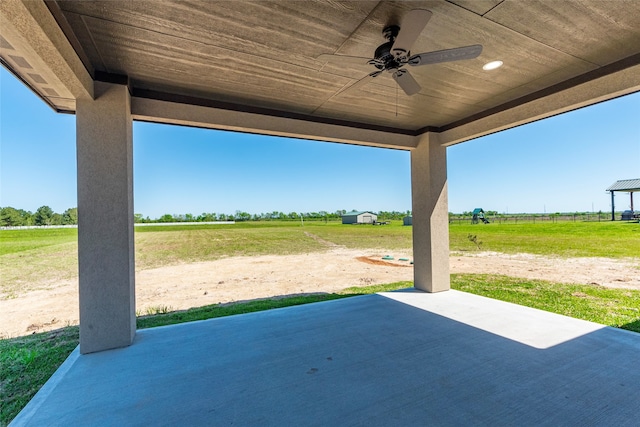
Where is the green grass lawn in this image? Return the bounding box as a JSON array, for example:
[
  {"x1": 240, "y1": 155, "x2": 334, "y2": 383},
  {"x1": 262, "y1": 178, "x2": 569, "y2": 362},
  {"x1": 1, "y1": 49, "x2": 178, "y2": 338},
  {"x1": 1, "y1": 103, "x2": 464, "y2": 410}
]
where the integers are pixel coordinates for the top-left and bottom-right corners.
[
  {"x1": 0, "y1": 228, "x2": 80, "y2": 298},
  {"x1": 304, "y1": 222, "x2": 413, "y2": 250},
  {"x1": 135, "y1": 223, "x2": 324, "y2": 269},
  {"x1": 1, "y1": 223, "x2": 322, "y2": 297},
  {"x1": 0, "y1": 228, "x2": 77, "y2": 256},
  {"x1": 449, "y1": 221, "x2": 640, "y2": 258},
  {"x1": 2, "y1": 220, "x2": 638, "y2": 298}
]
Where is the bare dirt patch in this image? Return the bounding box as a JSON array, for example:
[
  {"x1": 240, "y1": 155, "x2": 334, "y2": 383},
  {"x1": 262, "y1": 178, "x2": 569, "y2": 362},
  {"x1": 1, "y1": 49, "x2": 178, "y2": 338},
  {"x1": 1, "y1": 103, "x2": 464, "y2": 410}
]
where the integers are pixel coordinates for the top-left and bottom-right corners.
[
  {"x1": 1, "y1": 249, "x2": 638, "y2": 338},
  {"x1": 450, "y1": 251, "x2": 639, "y2": 290},
  {"x1": 356, "y1": 256, "x2": 412, "y2": 267}
]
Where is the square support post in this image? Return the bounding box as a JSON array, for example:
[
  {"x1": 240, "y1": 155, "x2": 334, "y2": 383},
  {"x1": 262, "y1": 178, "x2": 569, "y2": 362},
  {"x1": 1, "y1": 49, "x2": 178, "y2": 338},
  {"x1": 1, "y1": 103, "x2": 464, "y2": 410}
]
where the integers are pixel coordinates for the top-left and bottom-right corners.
[
  {"x1": 611, "y1": 191, "x2": 615, "y2": 221},
  {"x1": 76, "y1": 81, "x2": 135, "y2": 354},
  {"x1": 411, "y1": 133, "x2": 450, "y2": 293}
]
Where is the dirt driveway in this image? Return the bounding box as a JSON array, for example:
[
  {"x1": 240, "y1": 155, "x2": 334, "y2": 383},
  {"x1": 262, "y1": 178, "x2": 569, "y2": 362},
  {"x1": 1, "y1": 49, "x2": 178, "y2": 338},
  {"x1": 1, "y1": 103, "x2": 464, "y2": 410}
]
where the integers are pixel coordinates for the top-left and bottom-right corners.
[{"x1": 1, "y1": 249, "x2": 638, "y2": 338}]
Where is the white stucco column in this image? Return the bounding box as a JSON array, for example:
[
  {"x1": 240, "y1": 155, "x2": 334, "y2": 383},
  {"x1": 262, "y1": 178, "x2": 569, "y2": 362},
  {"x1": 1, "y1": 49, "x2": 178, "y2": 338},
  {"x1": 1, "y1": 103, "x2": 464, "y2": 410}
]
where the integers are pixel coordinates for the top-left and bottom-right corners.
[
  {"x1": 76, "y1": 81, "x2": 135, "y2": 354},
  {"x1": 411, "y1": 132, "x2": 450, "y2": 292}
]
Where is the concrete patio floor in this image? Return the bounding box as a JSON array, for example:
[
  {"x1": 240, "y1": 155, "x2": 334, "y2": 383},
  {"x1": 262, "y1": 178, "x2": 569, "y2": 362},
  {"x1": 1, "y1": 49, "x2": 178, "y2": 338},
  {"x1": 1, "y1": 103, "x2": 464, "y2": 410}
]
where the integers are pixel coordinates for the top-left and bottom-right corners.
[{"x1": 11, "y1": 289, "x2": 640, "y2": 426}]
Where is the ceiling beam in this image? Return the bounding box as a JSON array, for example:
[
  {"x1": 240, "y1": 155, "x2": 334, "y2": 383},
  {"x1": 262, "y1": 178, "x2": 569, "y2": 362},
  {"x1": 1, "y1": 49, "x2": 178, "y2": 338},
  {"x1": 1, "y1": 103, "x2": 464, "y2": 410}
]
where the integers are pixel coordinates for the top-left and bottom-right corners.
[{"x1": 131, "y1": 94, "x2": 417, "y2": 150}]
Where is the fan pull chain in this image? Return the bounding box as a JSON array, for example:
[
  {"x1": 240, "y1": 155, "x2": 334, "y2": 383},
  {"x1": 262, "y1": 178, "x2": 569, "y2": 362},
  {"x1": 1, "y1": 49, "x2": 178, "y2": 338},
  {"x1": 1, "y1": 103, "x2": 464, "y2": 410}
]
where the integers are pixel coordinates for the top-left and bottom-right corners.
[{"x1": 395, "y1": 83, "x2": 398, "y2": 117}]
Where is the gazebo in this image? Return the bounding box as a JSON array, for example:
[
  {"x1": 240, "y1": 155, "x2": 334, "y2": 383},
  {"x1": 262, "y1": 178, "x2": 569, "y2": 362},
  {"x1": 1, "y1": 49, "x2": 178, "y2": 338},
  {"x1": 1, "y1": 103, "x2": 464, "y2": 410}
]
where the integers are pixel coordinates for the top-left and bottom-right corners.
[{"x1": 606, "y1": 179, "x2": 640, "y2": 220}]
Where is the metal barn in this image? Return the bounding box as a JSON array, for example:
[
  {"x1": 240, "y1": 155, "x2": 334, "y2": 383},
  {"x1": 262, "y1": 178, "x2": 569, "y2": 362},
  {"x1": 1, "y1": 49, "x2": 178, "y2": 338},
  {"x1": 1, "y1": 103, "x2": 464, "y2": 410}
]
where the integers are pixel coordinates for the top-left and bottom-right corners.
[{"x1": 342, "y1": 211, "x2": 378, "y2": 224}]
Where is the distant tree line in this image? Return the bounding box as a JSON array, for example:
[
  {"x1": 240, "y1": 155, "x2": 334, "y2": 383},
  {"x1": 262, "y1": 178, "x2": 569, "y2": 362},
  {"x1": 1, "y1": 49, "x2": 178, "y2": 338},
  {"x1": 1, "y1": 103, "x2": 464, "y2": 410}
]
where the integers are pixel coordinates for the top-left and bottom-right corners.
[
  {"x1": 1, "y1": 206, "x2": 411, "y2": 227},
  {"x1": 4, "y1": 206, "x2": 621, "y2": 228},
  {"x1": 0, "y1": 206, "x2": 77, "y2": 227},
  {"x1": 136, "y1": 209, "x2": 412, "y2": 223}
]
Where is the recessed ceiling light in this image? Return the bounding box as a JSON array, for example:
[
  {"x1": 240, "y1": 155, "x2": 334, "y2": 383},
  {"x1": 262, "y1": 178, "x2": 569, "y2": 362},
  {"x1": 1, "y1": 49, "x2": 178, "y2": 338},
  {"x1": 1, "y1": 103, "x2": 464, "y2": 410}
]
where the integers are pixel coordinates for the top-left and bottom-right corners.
[{"x1": 483, "y1": 60, "x2": 503, "y2": 71}]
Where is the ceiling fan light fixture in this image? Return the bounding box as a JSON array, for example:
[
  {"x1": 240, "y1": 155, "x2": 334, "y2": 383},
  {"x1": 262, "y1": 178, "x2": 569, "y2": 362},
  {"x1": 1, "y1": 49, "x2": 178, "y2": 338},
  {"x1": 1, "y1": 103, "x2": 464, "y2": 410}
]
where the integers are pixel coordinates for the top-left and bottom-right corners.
[{"x1": 483, "y1": 60, "x2": 503, "y2": 71}]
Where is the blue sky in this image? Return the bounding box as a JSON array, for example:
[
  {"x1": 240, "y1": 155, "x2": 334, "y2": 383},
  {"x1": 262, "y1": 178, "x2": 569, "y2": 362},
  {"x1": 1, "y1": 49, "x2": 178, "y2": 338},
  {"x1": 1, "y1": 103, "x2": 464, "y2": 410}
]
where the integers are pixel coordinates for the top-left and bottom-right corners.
[{"x1": 1, "y1": 66, "x2": 638, "y2": 218}]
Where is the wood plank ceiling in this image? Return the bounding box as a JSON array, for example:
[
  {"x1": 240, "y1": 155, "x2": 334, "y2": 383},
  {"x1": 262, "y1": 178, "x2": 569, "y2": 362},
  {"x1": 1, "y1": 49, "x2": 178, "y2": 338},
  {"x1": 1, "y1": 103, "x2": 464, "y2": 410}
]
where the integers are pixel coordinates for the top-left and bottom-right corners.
[{"x1": 4, "y1": 1, "x2": 640, "y2": 133}]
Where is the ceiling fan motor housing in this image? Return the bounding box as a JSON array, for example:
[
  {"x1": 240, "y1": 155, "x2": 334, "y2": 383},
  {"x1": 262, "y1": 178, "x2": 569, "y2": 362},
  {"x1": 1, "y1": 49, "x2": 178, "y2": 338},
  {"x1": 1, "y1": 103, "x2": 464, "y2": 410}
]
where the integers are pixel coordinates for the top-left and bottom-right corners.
[{"x1": 374, "y1": 25, "x2": 405, "y2": 71}]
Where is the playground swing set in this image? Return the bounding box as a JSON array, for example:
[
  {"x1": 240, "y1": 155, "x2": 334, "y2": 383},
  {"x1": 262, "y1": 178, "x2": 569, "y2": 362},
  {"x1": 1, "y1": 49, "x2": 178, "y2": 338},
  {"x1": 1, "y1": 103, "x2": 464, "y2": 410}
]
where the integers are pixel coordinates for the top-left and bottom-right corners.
[{"x1": 471, "y1": 208, "x2": 490, "y2": 224}]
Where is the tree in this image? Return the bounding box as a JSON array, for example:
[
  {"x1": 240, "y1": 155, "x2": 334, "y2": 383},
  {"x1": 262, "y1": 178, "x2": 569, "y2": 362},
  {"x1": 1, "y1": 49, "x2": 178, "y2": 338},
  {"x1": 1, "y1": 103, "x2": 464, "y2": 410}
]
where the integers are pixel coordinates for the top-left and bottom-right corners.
[
  {"x1": 51, "y1": 213, "x2": 64, "y2": 225},
  {"x1": 269, "y1": 211, "x2": 284, "y2": 220},
  {"x1": 19, "y1": 209, "x2": 34, "y2": 225},
  {"x1": 63, "y1": 208, "x2": 78, "y2": 225},
  {"x1": 158, "y1": 214, "x2": 174, "y2": 223},
  {"x1": 235, "y1": 211, "x2": 251, "y2": 221},
  {"x1": 0, "y1": 207, "x2": 25, "y2": 226},
  {"x1": 34, "y1": 205, "x2": 54, "y2": 226},
  {"x1": 197, "y1": 212, "x2": 216, "y2": 222}
]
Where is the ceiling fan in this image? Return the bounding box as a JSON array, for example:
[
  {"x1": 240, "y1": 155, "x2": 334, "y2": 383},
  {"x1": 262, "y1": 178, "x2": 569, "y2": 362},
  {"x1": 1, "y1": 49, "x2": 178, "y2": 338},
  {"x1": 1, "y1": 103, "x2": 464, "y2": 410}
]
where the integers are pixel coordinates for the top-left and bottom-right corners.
[{"x1": 317, "y1": 9, "x2": 482, "y2": 96}]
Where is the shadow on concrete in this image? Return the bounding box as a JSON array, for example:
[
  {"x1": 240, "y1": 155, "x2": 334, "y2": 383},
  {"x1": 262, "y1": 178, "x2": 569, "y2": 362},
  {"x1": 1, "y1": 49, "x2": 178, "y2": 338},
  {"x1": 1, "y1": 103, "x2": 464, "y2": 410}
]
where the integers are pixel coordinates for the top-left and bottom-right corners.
[{"x1": 12, "y1": 291, "x2": 640, "y2": 426}]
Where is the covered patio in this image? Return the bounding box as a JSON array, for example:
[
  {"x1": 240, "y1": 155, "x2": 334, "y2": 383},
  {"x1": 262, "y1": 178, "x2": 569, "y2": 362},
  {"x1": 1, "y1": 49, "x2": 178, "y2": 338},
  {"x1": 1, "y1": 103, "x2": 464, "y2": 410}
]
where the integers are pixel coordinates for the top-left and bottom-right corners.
[
  {"x1": 12, "y1": 290, "x2": 640, "y2": 426},
  {"x1": 2, "y1": 1, "x2": 640, "y2": 424}
]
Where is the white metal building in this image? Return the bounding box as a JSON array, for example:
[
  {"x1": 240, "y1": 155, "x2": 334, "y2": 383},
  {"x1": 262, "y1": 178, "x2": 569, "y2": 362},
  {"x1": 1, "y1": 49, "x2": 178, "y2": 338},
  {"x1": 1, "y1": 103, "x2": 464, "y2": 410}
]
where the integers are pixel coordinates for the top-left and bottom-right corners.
[{"x1": 342, "y1": 211, "x2": 378, "y2": 224}]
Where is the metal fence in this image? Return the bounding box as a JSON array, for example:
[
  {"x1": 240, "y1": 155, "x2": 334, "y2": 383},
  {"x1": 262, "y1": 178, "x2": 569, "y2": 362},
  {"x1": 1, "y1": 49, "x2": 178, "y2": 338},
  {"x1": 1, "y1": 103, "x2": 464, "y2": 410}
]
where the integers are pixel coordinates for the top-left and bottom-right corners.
[{"x1": 448, "y1": 212, "x2": 631, "y2": 225}]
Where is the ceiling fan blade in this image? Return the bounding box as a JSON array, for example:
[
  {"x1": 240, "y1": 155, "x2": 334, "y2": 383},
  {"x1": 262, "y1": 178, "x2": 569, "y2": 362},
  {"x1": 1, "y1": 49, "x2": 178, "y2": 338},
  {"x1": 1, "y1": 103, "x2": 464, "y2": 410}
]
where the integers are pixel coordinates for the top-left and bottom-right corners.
[
  {"x1": 408, "y1": 44, "x2": 483, "y2": 66},
  {"x1": 317, "y1": 53, "x2": 372, "y2": 68},
  {"x1": 391, "y1": 9, "x2": 432, "y2": 58},
  {"x1": 336, "y1": 71, "x2": 383, "y2": 96},
  {"x1": 392, "y1": 69, "x2": 421, "y2": 96}
]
